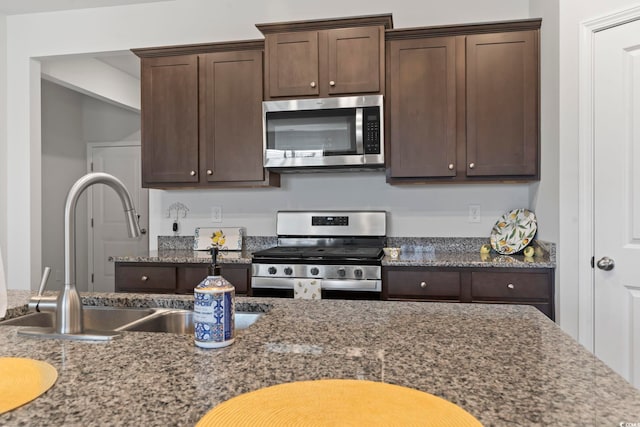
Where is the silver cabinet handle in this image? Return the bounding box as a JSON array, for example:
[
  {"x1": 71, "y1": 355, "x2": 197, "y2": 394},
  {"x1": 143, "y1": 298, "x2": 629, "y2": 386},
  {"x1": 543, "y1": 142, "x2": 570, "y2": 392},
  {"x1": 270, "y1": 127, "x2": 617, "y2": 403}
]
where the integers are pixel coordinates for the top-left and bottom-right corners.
[
  {"x1": 448, "y1": 163, "x2": 454, "y2": 170},
  {"x1": 141, "y1": 275, "x2": 149, "y2": 281},
  {"x1": 207, "y1": 170, "x2": 213, "y2": 176},
  {"x1": 469, "y1": 163, "x2": 475, "y2": 169},
  {"x1": 596, "y1": 256, "x2": 615, "y2": 271},
  {"x1": 310, "y1": 81, "x2": 316, "y2": 88},
  {"x1": 507, "y1": 283, "x2": 515, "y2": 289},
  {"x1": 190, "y1": 171, "x2": 196, "y2": 176},
  {"x1": 420, "y1": 281, "x2": 427, "y2": 288},
  {"x1": 329, "y1": 80, "x2": 336, "y2": 87}
]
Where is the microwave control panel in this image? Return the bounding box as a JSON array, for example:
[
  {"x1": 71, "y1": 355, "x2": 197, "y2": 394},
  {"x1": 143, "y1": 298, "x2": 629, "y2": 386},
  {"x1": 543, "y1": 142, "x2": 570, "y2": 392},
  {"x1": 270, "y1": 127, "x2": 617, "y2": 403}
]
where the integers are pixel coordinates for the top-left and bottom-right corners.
[{"x1": 363, "y1": 107, "x2": 381, "y2": 154}]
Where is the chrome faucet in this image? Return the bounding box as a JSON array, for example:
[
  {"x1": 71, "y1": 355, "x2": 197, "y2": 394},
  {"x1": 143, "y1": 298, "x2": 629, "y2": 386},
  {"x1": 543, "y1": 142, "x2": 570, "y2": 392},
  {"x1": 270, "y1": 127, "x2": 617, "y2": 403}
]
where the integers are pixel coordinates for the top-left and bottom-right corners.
[{"x1": 23, "y1": 172, "x2": 141, "y2": 340}]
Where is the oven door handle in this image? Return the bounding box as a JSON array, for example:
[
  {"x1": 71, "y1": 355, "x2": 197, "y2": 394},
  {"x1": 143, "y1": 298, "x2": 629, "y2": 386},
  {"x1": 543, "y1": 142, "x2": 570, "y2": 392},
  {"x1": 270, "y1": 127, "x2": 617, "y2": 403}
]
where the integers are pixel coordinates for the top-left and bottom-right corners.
[
  {"x1": 355, "y1": 107, "x2": 364, "y2": 155},
  {"x1": 321, "y1": 279, "x2": 380, "y2": 292}
]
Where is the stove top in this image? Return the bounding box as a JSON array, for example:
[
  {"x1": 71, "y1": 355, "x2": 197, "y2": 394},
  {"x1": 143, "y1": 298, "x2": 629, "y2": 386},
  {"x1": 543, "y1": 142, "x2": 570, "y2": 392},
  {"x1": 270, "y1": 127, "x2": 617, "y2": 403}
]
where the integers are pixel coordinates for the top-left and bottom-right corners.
[{"x1": 252, "y1": 246, "x2": 383, "y2": 262}]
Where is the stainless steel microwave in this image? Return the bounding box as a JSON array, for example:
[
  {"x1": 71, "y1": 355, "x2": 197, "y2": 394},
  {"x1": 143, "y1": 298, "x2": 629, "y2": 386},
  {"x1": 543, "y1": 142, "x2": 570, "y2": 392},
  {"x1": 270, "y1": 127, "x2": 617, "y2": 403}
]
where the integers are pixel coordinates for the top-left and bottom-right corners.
[{"x1": 262, "y1": 95, "x2": 384, "y2": 171}]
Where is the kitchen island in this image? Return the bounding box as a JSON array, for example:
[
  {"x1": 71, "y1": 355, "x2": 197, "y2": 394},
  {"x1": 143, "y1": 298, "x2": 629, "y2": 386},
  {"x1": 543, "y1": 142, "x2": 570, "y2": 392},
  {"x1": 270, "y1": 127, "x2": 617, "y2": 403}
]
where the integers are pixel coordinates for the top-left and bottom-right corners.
[{"x1": 1, "y1": 291, "x2": 638, "y2": 426}]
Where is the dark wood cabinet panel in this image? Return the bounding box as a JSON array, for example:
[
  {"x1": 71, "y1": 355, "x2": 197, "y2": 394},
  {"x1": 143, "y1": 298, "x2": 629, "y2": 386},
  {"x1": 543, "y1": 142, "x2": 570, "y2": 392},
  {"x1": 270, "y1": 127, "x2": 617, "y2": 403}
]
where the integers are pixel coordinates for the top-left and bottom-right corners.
[
  {"x1": 219, "y1": 264, "x2": 250, "y2": 295},
  {"x1": 134, "y1": 41, "x2": 279, "y2": 189},
  {"x1": 266, "y1": 31, "x2": 319, "y2": 98},
  {"x1": 387, "y1": 36, "x2": 457, "y2": 178},
  {"x1": 200, "y1": 50, "x2": 266, "y2": 183},
  {"x1": 384, "y1": 269, "x2": 460, "y2": 300},
  {"x1": 385, "y1": 19, "x2": 540, "y2": 183},
  {"x1": 471, "y1": 271, "x2": 551, "y2": 301},
  {"x1": 260, "y1": 18, "x2": 387, "y2": 99},
  {"x1": 176, "y1": 265, "x2": 208, "y2": 294},
  {"x1": 326, "y1": 26, "x2": 382, "y2": 95},
  {"x1": 383, "y1": 265, "x2": 554, "y2": 320},
  {"x1": 466, "y1": 30, "x2": 538, "y2": 177},
  {"x1": 116, "y1": 262, "x2": 250, "y2": 295},
  {"x1": 115, "y1": 265, "x2": 176, "y2": 293},
  {"x1": 141, "y1": 55, "x2": 199, "y2": 185}
]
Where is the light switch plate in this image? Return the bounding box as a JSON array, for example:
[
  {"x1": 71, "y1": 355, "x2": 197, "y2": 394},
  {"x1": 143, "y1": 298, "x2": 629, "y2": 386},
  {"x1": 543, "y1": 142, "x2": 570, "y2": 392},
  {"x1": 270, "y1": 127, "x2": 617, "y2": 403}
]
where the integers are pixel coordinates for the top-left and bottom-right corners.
[{"x1": 211, "y1": 206, "x2": 222, "y2": 223}]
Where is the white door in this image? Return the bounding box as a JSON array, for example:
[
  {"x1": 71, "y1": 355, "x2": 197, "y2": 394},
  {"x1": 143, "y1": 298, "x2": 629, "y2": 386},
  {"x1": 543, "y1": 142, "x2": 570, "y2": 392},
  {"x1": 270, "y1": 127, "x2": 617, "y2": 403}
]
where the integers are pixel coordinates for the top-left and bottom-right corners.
[
  {"x1": 88, "y1": 144, "x2": 148, "y2": 292},
  {"x1": 594, "y1": 18, "x2": 640, "y2": 388}
]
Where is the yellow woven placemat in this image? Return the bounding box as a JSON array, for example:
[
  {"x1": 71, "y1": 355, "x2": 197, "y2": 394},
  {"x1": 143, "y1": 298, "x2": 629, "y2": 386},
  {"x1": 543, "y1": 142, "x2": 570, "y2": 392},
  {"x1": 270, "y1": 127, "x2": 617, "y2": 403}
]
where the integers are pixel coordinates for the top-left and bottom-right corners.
[
  {"x1": 197, "y1": 379, "x2": 483, "y2": 427},
  {"x1": 0, "y1": 357, "x2": 58, "y2": 414}
]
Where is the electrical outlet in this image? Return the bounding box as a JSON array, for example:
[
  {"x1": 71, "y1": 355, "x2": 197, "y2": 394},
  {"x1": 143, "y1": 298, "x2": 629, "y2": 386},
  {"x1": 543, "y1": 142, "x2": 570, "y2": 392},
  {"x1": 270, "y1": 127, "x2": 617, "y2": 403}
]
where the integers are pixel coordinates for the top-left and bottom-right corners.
[
  {"x1": 211, "y1": 206, "x2": 222, "y2": 223},
  {"x1": 468, "y1": 205, "x2": 481, "y2": 223}
]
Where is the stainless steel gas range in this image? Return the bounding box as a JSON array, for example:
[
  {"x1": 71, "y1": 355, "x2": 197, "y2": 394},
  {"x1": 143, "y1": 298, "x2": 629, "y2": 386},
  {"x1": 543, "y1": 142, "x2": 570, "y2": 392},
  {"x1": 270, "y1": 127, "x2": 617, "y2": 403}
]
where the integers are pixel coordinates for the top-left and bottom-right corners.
[{"x1": 251, "y1": 211, "x2": 386, "y2": 298}]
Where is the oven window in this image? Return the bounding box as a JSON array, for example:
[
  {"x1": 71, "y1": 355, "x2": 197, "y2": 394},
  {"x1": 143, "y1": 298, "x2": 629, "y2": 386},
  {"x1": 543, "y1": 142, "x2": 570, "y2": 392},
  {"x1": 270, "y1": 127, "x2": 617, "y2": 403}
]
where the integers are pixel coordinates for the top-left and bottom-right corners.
[{"x1": 266, "y1": 109, "x2": 357, "y2": 156}]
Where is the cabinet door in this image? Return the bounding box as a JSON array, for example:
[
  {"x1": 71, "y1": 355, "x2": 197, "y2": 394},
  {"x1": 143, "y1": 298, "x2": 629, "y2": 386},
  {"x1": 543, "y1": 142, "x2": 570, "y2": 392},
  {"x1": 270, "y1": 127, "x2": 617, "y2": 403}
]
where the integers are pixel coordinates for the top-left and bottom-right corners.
[
  {"x1": 115, "y1": 264, "x2": 176, "y2": 293},
  {"x1": 384, "y1": 269, "x2": 460, "y2": 300},
  {"x1": 388, "y1": 37, "x2": 457, "y2": 178},
  {"x1": 176, "y1": 265, "x2": 208, "y2": 294},
  {"x1": 220, "y1": 264, "x2": 250, "y2": 295},
  {"x1": 466, "y1": 31, "x2": 538, "y2": 177},
  {"x1": 200, "y1": 51, "x2": 265, "y2": 183},
  {"x1": 266, "y1": 31, "x2": 319, "y2": 98},
  {"x1": 141, "y1": 55, "x2": 199, "y2": 184},
  {"x1": 326, "y1": 26, "x2": 381, "y2": 95},
  {"x1": 471, "y1": 271, "x2": 550, "y2": 301}
]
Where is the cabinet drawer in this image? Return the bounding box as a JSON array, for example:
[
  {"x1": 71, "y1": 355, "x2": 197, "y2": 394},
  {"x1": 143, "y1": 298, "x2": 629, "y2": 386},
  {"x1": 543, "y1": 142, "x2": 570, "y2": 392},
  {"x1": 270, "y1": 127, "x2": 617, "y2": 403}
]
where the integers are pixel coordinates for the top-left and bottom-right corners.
[
  {"x1": 471, "y1": 271, "x2": 550, "y2": 301},
  {"x1": 386, "y1": 270, "x2": 460, "y2": 299},
  {"x1": 176, "y1": 266, "x2": 208, "y2": 294},
  {"x1": 115, "y1": 265, "x2": 176, "y2": 292}
]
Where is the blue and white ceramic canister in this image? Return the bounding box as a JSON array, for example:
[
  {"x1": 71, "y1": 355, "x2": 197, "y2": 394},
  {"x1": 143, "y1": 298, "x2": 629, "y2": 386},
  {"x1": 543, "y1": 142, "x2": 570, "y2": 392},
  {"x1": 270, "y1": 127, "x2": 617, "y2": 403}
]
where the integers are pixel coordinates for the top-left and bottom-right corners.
[{"x1": 194, "y1": 275, "x2": 235, "y2": 348}]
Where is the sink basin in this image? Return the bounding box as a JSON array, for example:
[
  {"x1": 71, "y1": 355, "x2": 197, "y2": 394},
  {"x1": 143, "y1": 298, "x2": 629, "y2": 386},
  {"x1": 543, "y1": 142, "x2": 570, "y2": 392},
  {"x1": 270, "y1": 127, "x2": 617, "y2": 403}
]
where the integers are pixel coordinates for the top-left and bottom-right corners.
[
  {"x1": 122, "y1": 310, "x2": 262, "y2": 334},
  {"x1": 0, "y1": 306, "x2": 157, "y2": 330}
]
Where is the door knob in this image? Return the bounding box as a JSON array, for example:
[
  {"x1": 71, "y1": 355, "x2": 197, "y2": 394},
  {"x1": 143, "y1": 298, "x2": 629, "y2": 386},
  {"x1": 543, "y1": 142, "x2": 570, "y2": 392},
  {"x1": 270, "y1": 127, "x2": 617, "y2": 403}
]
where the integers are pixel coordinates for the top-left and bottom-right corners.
[{"x1": 596, "y1": 256, "x2": 615, "y2": 271}]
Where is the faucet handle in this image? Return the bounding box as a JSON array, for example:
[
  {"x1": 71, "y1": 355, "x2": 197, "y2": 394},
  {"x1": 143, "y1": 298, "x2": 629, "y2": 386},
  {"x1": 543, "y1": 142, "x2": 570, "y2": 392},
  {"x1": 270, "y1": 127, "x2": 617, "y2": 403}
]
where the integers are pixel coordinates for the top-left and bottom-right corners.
[
  {"x1": 38, "y1": 267, "x2": 52, "y2": 296},
  {"x1": 28, "y1": 267, "x2": 56, "y2": 313}
]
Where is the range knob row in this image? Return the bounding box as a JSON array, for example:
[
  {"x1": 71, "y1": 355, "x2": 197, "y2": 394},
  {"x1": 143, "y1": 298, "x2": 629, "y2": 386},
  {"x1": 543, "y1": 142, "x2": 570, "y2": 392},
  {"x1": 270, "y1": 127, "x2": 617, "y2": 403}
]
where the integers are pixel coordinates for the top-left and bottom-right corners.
[{"x1": 265, "y1": 266, "x2": 363, "y2": 277}]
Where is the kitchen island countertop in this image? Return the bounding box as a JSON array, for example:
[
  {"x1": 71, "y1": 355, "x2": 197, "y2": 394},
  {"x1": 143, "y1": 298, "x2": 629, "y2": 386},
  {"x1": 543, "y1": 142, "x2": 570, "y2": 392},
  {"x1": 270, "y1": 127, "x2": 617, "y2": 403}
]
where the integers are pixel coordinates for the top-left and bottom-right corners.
[{"x1": 1, "y1": 291, "x2": 637, "y2": 426}]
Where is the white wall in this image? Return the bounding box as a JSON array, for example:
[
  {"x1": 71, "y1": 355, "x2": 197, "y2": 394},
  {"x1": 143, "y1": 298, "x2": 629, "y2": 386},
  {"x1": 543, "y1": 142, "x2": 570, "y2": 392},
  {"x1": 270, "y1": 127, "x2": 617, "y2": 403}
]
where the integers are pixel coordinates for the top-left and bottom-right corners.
[
  {"x1": 0, "y1": 13, "x2": 6, "y2": 276},
  {"x1": 556, "y1": 0, "x2": 640, "y2": 339},
  {"x1": 41, "y1": 80, "x2": 87, "y2": 291},
  {"x1": 4, "y1": 0, "x2": 532, "y2": 291},
  {"x1": 41, "y1": 80, "x2": 142, "y2": 292}
]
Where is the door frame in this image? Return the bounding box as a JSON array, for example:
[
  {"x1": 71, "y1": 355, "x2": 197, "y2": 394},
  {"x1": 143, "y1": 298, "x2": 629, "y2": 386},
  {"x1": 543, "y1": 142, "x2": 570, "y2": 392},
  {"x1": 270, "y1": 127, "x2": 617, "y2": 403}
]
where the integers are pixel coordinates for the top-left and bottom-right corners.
[
  {"x1": 578, "y1": 4, "x2": 640, "y2": 351},
  {"x1": 86, "y1": 141, "x2": 143, "y2": 292}
]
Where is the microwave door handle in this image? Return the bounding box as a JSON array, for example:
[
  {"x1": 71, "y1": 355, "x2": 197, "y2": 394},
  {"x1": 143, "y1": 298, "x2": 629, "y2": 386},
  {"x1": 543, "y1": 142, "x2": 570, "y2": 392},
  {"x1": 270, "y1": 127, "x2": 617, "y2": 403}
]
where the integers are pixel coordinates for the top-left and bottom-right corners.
[{"x1": 355, "y1": 107, "x2": 364, "y2": 154}]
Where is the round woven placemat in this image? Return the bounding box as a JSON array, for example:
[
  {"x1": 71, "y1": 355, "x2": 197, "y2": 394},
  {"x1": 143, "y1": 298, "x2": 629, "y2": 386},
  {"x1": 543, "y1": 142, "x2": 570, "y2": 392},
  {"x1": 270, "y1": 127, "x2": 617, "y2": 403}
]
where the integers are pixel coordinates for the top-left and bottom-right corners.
[
  {"x1": 0, "y1": 357, "x2": 58, "y2": 414},
  {"x1": 197, "y1": 379, "x2": 482, "y2": 427}
]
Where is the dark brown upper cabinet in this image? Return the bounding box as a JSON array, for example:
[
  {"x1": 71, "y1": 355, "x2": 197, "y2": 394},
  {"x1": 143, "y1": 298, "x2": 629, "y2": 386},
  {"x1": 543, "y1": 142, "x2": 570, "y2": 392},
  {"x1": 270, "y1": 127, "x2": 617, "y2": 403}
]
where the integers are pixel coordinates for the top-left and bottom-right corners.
[
  {"x1": 133, "y1": 41, "x2": 280, "y2": 189},
  {"x1": 257, "y1": 14, "x2": 393, "y2": 99},
  {"x1": 385, "y1": 19, "x2": 541, "y2": 183}
]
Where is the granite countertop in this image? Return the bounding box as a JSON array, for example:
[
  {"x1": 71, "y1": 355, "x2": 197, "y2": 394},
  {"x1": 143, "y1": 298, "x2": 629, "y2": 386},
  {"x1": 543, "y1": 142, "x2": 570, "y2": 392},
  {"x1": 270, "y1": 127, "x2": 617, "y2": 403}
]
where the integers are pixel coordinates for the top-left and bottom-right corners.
[
  {"x1": 112, "y1": 249, "x2": 253, "y2": 265},
  {"x1": 381, "y1": 250, "x2": 555, "y2": 268},
  {"x1": 112, "y1": 239, "x2": 555, "y2": 269},
  {"x1": 1, "y1": 291, "x2": 638, "y2": 426}
]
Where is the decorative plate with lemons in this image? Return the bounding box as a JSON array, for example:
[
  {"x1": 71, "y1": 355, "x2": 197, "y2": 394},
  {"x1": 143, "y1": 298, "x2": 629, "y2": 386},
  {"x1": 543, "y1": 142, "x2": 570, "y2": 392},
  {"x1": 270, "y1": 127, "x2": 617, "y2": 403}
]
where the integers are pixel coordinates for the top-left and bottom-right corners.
[{"x1": 490, "y1": 209, "x2": 537, "y2": 255}]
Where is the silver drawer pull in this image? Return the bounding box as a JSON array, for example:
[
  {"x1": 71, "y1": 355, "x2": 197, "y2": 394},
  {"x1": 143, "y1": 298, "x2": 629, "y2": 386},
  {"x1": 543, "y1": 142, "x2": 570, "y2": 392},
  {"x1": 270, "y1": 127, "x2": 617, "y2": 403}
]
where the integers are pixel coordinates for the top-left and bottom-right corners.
[
  {"x1": 141, "y1": 275, "x2": 149, "y2": 282},
  {"x1": 507, "y1": 283, "x2": 515, "y2": 289},
  {"x1": 420, "y1": 281, "x2": 427, "y2": 288}
]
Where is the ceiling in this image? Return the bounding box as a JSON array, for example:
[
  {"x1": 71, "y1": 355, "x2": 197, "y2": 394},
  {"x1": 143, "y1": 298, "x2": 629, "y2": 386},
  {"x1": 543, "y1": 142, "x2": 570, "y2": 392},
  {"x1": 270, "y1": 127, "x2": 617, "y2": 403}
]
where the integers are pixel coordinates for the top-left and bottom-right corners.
[{"x1": 0, "y1": 0, "x2": 172, "y2": 15}]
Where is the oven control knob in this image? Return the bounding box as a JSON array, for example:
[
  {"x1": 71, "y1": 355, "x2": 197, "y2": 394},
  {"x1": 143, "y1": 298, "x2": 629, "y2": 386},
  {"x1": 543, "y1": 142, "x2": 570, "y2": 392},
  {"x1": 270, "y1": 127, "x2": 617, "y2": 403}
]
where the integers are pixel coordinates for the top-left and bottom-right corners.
[
  {"x1": 284, "y1": 267, "x2": 293, "y2": 275},
  {"x1": 268, "y1": 266, "x2": 277, "y2": 275},
  {"x1": 337, "y1": 268, "x2": 346, "y2": 277},
  {"x1": 310, "y1": 267, "x2": 320, "y2": 275},
  {"x1": 354, "y1": 269, "x2": 363, "y2": 278}
]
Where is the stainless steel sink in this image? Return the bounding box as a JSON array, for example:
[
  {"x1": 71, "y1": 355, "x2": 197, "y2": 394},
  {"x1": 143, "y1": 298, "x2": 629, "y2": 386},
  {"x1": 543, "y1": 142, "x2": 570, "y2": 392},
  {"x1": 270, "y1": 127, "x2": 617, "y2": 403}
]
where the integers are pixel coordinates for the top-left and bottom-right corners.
[
  {"x1": 122, "y1": 310, "x2": 263, "y2": 334},
  {"x1": 0, "y1": 306, "x2": 156, "y2": 330},
  {"x1": 1, "y1": 307, "x2": 263, "y2": 336}
]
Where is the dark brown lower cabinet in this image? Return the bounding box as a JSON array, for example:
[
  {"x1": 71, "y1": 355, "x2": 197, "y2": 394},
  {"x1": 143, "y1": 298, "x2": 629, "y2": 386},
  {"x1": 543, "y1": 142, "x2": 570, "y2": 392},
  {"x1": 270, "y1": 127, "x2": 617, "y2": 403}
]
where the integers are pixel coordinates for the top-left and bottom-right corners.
[
  {"x1": 383, "y1": 266, "x2": 554, "y2": 320},
  {"x1": 115, "y1": 263, "x2": 249, "y2": 295}
]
